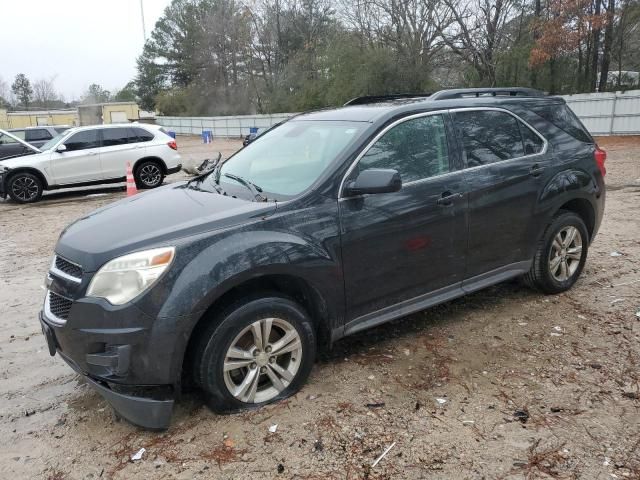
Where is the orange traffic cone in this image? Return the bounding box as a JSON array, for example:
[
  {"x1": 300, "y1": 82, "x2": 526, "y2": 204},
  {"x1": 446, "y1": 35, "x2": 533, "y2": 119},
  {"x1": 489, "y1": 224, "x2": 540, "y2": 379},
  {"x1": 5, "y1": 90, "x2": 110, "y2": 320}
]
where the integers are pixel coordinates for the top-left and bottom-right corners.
[{"x1": 126, "y1": 161, "x2": 138, "y2": 196}]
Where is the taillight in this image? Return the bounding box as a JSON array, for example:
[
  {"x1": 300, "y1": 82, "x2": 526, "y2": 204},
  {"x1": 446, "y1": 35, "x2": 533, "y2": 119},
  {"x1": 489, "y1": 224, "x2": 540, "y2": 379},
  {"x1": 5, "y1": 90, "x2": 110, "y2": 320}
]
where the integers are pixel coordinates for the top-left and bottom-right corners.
[
  {"x1": 168, "y1": 140, "x2": 177, "y2": 151},
  {"x1": 594, "y1": 144, "x2": 606, "y2": 177}
]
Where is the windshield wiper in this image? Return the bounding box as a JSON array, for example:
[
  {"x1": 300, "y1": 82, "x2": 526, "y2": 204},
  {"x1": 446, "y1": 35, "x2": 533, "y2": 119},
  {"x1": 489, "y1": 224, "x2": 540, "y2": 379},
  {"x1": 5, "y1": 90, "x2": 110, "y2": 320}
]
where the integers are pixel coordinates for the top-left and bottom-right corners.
[
  {"x1": 186, "y1": 155, "x2": 223, "y2": 192},
  {"x1": 221, "y1": 173, "x2": 266, "y2": 202}
]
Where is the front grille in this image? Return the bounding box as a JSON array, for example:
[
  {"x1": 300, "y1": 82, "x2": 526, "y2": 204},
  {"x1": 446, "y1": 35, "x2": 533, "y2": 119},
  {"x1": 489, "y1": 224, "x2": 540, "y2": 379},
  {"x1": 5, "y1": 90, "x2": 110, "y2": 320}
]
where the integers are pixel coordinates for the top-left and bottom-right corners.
[
  {"x1": 54, "y1": 255, "x2": 82, "y2": 280},
  {"x1": 48, "y1": 291, "x2": 72, "y2": 320}
]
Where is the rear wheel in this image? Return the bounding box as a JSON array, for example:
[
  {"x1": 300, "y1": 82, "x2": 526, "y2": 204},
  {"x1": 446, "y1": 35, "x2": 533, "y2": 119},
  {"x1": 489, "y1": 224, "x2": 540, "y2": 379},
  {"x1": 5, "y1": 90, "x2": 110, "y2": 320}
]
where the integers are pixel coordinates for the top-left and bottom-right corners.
[
  {"x1": 135, "y1": 161, "x2": 164, "y2": 189},
  {"x1": 7, "y1": 172, "x2": 43, "y2": 203},
  {"x1": 524, "y1": 211, "x2": 589, "y2": 294},
  {"x1": 192, "y1": 296, "x2": 316, "y2": 413}
]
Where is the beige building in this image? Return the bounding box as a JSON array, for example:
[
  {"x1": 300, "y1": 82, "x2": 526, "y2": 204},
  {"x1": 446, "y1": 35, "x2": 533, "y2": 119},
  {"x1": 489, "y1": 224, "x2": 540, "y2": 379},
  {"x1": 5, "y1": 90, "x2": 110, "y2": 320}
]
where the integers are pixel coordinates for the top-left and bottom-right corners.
[
  {"x1": 78, "y1": 102, "x2": 140, "y2": 126},
  {"x1": 0, "y1": 102, "x2": 141, "y2": 130},
  {"x1": 0, "y1": 108, "x2": 78, "y2": 129}
]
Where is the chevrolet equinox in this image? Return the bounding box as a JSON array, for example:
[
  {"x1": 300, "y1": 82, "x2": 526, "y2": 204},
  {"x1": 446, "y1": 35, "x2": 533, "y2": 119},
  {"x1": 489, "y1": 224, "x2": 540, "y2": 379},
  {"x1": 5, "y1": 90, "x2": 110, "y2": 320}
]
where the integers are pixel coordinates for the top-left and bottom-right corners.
[{"x1": 40, "y1": 88, "x2": 606, "y2": 429}]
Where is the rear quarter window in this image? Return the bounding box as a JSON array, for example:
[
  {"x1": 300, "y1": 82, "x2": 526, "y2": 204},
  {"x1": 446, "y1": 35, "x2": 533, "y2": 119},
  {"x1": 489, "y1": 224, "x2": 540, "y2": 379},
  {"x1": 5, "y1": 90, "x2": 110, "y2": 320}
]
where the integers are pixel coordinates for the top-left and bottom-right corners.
[
  {"x1": 130, "y1": 127, "x2": 154, "y2": 142},
  {"x1": 530, "y1": 104, "x2": 592, "y2": 143}
]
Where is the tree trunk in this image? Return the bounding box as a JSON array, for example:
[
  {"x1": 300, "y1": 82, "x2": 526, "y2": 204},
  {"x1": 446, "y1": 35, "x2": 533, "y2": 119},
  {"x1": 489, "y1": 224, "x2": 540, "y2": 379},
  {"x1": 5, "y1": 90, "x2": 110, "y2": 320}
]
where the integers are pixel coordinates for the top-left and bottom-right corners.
[
  {"x1": 591, "y1": 0, "x2": 602, "y2": 91},
  {"x1": 549, "y1": 57, "x2": 557, "y2": 94},
  {"x1": 530, "y1": 0, "x2": 542, "y2": 88},
  {"x1": 598, "y1": 0, "x2": 615, "y2": 92}
]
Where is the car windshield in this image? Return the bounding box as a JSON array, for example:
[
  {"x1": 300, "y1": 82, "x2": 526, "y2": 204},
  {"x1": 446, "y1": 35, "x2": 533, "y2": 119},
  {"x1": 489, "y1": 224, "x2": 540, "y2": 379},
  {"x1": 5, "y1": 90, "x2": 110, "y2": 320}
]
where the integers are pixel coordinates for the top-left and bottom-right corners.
[
  {"x1": 39, "y1": 133, "x2": 66, "y2": 151},
  {"x1": 217, "y1": 120, "x2": 364, "y2": 198}
]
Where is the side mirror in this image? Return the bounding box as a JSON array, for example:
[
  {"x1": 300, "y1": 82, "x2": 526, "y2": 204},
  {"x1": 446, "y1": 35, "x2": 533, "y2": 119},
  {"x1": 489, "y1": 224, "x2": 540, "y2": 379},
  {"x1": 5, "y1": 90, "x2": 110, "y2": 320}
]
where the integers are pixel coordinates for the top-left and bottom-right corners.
[
  {"x1": 344, "y1": 168, "x2": 402, "y2": 196},
  {"x1": 56, "y1": 144, "x2": 67, "y2": 153}
]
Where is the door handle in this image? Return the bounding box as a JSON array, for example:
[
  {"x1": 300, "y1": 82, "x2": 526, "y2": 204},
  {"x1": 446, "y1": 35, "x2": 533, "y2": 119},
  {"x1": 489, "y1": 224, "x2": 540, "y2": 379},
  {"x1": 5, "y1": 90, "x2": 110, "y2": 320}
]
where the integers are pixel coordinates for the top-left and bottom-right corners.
[
  {"x1": 88, "y1": 151, "x2": 98, "y2": 156},
  {"x1": 436, "y1": 191, "x2": 463, "y2": 207},
  {"x1": 529, "y1": 163, "x2": 545, "y2": 177}
]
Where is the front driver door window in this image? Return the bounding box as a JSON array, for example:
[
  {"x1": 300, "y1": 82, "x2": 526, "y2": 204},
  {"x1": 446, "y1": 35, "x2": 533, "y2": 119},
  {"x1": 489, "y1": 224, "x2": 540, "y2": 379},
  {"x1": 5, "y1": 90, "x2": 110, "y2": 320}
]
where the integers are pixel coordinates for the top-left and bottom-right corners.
[
  {"x1": 51, "y1": 130, "x2": 103, "y2": 184},
  {"x1": 339, "y1": 113, "x2": 468, "y2": 326}
]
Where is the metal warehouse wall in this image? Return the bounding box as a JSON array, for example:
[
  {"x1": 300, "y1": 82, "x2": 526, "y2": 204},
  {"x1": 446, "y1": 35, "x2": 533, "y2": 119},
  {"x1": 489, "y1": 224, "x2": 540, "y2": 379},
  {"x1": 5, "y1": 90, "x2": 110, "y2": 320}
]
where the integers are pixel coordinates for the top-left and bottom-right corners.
[
  {"x1": 156, "y1": 113, "x2": 294, "y2": 137},
  {"x1": 561, "y1": 90, "x2": 640, "y2": 135},
  {"x1": 156, "y1": 90, "x2": 640, "y2": 138}
]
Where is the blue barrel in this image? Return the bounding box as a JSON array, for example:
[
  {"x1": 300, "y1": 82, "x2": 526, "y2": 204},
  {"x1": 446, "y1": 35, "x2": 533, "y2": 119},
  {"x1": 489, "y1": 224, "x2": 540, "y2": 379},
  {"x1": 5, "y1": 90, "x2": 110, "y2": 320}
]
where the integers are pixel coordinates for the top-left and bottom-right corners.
[
  {"x1": 249, "y1": 127, "x2": 259, "y2": 134},
  {"x1": 167, "y1": 130, "x2": 176, "y2": 139},
  {"x1": 202, "y1": 130, "x2": 213, "y2": 143}
]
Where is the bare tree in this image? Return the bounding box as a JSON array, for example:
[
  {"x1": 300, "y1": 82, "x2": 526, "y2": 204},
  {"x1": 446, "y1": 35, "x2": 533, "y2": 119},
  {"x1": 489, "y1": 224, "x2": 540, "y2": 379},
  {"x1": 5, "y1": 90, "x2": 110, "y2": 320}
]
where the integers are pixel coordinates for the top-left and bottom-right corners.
[
  {"x1": 440, "y1": 0, "x2": 517, "y2": 86},
  {"x1": 33, "y1": 76, "x2": 59, "y2": 109}
]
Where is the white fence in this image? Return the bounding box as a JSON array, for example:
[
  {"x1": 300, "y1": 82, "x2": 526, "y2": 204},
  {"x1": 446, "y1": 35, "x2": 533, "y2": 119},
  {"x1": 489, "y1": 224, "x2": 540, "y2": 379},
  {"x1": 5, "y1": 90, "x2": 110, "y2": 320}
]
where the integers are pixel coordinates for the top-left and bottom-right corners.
[
  {"x1": 156, "y1": 113, "x2": 294, "y2": 138},
  {"x1": 156, "y1": 90, "x2": 640, "y2": 138},
  {"x1": 561, "y1": 90, "x2": 640, "y2": 135}
]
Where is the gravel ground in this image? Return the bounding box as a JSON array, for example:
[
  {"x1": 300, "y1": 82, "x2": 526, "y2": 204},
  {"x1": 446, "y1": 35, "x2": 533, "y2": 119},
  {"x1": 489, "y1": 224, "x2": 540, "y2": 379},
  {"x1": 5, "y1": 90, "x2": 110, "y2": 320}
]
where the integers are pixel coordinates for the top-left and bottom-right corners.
[{"x1": 0, "y1": 136, "x2": 638, "y2": 480}]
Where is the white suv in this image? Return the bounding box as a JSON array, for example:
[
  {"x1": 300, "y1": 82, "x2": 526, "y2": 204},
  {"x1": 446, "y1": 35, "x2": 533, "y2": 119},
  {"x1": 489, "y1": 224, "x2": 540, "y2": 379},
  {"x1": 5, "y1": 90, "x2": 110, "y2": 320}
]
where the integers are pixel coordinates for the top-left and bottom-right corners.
[{"x1": 0, "y1": 124, "x2": 182, "y2": 203}]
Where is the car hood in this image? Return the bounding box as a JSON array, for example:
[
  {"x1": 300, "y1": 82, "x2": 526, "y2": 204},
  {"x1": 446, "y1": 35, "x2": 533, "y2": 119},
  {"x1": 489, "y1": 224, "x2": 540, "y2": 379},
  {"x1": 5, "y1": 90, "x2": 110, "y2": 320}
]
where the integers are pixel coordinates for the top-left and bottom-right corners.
[
  {"x1": 55, "y1": 182, "x2": 278, "y2": 272},
  {"x1": 0, "y1": 150, "x2": 49, "y2": 165}
]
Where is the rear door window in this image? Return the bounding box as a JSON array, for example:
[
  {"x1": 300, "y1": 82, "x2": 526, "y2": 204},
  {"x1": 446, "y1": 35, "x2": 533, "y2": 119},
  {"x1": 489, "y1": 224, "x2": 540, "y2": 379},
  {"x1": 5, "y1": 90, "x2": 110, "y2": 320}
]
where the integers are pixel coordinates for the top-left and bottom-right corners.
[
  {"x1": 64, "y1": 130, "x2": 101, "y2": 151},
  {"x1": 358, "y1": 114, "x2": 451, "y2": 183},
  {"x1": 26, "y1": 129, "x2": 53, "y2": 142},
  {"x1": 454, "y1": 110, "x2": 524, "y2": 167},
  {"x1": 520, "y1": 123, "x2": 545, "y2": 155},
  {"x1": 102, "y1": 128, "x2": 130, "y2": 147}
]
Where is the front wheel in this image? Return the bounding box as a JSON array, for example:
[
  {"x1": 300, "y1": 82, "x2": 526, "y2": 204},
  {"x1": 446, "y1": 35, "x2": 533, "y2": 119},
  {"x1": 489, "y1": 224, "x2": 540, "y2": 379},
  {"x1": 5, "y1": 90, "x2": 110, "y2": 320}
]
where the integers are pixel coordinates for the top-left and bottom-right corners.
[
  {"x1": 192, "y1": 296, "x2": 316, "y2": 413},
  {"x1": 524, "y1": 211, "x2": 589, "y2": 294},
  {"x1": 7, "y1": 172, "x2": 43, "y2": 203}
]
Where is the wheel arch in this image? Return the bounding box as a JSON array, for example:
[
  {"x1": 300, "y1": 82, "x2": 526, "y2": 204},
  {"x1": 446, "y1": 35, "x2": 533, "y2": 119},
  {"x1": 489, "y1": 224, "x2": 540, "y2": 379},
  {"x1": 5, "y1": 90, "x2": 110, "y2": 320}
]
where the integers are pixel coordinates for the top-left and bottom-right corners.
[
  {"x1": 5, "y1": 167, "x2": 50, "y2": 189},
  {"x1": 180, "y1": 273, "x2": 332, "y2": 384},
  {"x1": 554, "y1": 198, "x2": 595, "y2": 241},
  {"x1": 133, "y1": 156, "x2": 168, "y2": 175}
]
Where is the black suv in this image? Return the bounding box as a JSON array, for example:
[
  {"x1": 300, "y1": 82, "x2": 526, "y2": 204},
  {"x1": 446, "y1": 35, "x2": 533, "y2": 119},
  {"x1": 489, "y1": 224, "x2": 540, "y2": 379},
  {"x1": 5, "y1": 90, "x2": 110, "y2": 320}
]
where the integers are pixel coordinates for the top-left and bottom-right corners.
[{"x1": 40, "y1": 88, "x2": 606, "y2": 429}]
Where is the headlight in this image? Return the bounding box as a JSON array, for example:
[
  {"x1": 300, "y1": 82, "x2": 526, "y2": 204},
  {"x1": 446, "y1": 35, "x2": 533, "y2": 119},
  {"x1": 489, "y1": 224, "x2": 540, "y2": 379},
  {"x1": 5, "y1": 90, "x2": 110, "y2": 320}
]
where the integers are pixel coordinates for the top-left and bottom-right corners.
[{"x1": 87, "y1": 247, "x2": 175, "y2": 305}]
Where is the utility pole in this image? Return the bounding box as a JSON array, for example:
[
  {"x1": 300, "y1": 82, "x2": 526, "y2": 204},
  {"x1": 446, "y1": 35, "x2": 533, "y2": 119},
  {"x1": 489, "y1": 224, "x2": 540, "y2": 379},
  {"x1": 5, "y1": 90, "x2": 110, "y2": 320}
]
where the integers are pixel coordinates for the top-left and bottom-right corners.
[{"x1": 140, "y1": 0, "x2": 147, "y2": 42}]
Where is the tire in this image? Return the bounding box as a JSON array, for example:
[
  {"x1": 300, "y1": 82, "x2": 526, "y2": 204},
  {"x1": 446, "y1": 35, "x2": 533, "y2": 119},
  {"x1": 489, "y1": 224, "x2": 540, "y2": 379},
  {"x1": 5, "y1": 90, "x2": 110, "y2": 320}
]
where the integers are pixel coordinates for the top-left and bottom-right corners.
[
  {"x1": 524, "y1": 210, "x2": 589, "y2": 294},
  {"x1": 134, "y1": 160, "x2": 164, "y2": 189},
  {"x1": 7, "y1": 172, "x2": 43, "y2": 203},
  {"x1": 192, "y1": 295, "x2": 316, "y2": 413}
]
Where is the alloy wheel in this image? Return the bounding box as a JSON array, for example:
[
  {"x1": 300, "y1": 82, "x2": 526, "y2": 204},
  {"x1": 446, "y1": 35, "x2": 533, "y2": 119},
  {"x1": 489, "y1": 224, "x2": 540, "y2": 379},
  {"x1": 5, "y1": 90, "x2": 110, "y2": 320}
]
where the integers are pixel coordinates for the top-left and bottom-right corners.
[
  {"x1": 139, "y1": 164, "x2": 162, "y2": 186},
  {"x1": 223, "y1": 317, "x2": 303, "y2": 403},
  {"x1": 11, "y1": 176, "x2": 39, "y2": 201},
  {"x1": 548, "y1": 226, "x2": 582, "y2": 282}
]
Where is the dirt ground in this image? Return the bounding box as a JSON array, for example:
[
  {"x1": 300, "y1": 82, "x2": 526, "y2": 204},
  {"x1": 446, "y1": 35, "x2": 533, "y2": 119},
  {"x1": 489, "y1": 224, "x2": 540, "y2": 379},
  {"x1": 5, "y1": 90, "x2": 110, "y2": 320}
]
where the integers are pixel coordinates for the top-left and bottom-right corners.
[{"x1": 0, "y1": 135, "x2": 638, "y2": 480}]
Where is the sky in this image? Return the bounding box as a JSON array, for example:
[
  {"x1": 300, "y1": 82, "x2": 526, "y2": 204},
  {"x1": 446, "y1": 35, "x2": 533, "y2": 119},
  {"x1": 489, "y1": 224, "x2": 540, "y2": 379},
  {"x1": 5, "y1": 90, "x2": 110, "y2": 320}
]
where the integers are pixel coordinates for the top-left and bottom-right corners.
[{"x1": 1, "y1": 0, "x2": 172, "y2": 101}]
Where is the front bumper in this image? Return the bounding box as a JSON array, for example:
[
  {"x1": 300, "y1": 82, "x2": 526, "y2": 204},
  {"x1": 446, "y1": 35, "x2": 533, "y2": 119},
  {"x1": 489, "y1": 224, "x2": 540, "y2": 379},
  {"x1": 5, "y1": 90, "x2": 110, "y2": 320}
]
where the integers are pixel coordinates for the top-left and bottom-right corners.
[
  {"x1": 0, "y1": 166, "x2": 9, "y2": 199},
  {"x1": 40, "y1": 311, "x2": 174, "y2": 430}
]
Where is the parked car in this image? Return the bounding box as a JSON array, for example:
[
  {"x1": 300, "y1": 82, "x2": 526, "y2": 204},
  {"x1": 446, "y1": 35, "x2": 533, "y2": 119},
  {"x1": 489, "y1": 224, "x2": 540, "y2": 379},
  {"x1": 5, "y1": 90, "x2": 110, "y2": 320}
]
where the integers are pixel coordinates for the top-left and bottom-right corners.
[
  {"x1": 40, "y1": 88, "x2": 605, "y2": 429},
  {"x1": 0, "y1": 129, "x2": 41, "y2": 160},
  {"x1": 0, "y1": 124, "x2": 182, "y2": 203},
  {"x1": 242, "y1": 122, "x2": 283, "y2": 147},
  {"x1": 9, "y1": 126, "x2": 70, "y2": 149}
]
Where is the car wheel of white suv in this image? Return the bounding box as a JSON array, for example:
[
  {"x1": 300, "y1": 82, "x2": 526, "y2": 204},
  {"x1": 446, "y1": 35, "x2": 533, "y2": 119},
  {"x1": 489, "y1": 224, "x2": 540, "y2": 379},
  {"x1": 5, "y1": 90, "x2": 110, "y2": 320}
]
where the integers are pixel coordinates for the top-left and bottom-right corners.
[
  {"x1": 135, "y1": 161, "x2": 165, "y2": 189},
  {"x1": 7, "y1": 172, "x2": 43, "y2": 203}
]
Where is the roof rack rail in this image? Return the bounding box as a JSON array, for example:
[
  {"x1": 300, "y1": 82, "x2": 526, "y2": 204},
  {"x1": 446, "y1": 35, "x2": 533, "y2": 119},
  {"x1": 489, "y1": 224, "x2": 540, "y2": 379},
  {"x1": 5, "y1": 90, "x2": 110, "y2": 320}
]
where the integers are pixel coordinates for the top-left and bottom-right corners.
[
  {"x1": 430, "y1": 87, "x2": 545, "y2": 101},
  {"x1": 344, "y1": 93, "x2": 432, "y2": 106}
]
